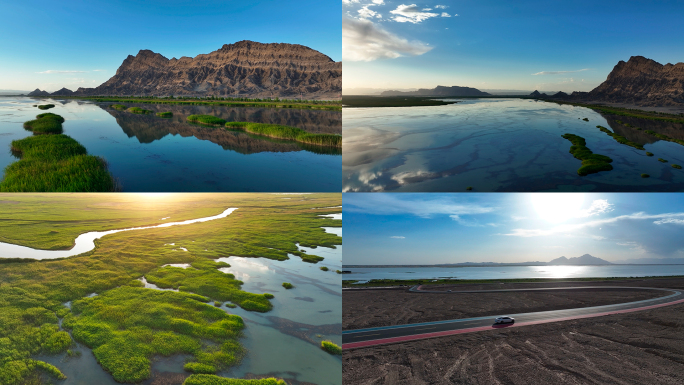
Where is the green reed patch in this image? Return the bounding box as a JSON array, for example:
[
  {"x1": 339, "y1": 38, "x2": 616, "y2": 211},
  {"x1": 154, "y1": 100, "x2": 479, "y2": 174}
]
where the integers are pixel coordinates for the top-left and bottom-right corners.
[
  {"x1": 672, "y1": 164, "x2": 682, "y2": 169},
  {"x1": 644, "y1": 130, "x2": 684, "y2": 147},
  {"x1": 23, "y1": 113, "x2": 65, "y2": 135},
  {"x1": 63, "y1": 285, "x2": 245, "y2": 383},
  {"x1": 145, "y1": 260, "x2": 273, "y2": 312},
  {"x1": 225, "y1": 122, "x2": 341, "y2": 147},
  {"x1": 0, "y1": 135, "x2": 114, "y2": 192},
  {"x1": 183, "y1": 375, "x2": 286, "y2": 385},
  {"x1": 187, "y1": 115, "x2": 227, "y2": 126},
  {"x1": 319, "y1": 266, "x2": 329, "y2": 271},
  {"x1": 641, "y1": 173, "x2": 650, "y2": 178},
  {"x1": 157, "y1": 111, "x2": 173, "y2": 118},
  {"x1": 37, "y1": 104, "x2": 55, "y2": 110},
  {"x1": 646, "y1": 152, "x2": 654, "y2": 156},
  {"x1": 561, "y1": 133, "x2": 613, "y2": 176},
  {"x1": 110, "y1": 104, "x2": 128, "y2": 110},
  {"x1": 321, "y1": 340, "x2": 341, "y2": 355},
  {"x1": 282, "y1": 282, "x2": 294, "y2": 289},
  {"x1": 127, "y1": 107, "x2": 153, "y2": 114},
  {"x1": 596, "y1": 125, "x2": 644, "y2": 150},
  {"x1": 658, "y1": 158, "x2": 668, "y2": 163}
]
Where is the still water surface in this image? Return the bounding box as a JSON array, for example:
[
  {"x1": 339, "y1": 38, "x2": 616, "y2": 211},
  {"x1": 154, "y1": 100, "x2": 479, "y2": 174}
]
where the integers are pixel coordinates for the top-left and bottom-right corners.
[
  {"x1": 344, "y1": 265, "x2": 684, "y2": 282},
  {"x1": 0, "y1": 97, "x2": 340, "y2": 191},
  {"x1": 343, "y1": 98, "x2": 684, "y2": 192}
]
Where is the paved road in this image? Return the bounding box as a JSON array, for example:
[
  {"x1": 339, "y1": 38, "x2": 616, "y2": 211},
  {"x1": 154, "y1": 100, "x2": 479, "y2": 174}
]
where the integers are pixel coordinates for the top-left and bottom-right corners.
[{"x1": 342, "y1": 285, "x2": 684, "y2": 350}]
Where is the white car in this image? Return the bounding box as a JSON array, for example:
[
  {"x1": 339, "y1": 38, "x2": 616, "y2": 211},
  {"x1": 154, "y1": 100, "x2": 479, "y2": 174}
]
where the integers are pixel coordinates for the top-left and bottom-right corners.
[{"x1": 494, "y1": 316, "x2": 515, "y2": 324}]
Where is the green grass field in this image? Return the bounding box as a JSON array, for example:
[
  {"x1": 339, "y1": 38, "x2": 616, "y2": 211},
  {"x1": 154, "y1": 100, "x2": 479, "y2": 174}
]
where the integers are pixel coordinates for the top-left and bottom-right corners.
[
  {"x1": 23, "y1": 113, "x2": 65, "y2": 134},
  {"x1": 342, "y1": 95, "x2": 461, "y2": 108},
  {"x1": 0, "y1": 193, "x2": 340, "y2": 384},
  {"x1": 225, "y1": 122, "x2": 341, "y2": 147}
]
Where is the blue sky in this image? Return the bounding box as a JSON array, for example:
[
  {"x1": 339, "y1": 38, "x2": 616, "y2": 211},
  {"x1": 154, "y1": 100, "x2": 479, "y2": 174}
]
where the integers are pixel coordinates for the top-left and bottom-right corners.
[
  {"x1": 343, "y1": 193, "x2": 684, "y2": 265},
  {"x1": 0, "y1": 0, "x2": 340, "y2": 92},
  {"x1": 343, "y1": 0, "x2": 684, "y2": 92}
]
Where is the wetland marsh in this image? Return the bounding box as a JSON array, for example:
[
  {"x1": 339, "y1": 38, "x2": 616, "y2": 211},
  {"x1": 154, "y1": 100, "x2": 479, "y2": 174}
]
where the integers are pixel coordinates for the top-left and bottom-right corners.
[
  {"x1": 0, "y1": 193, "x2": 341, "y2": 385},
  {"x1": 343, "y1": 98, "x2": 684, "y2": 192},
  {"x1": 0, "y1": 98, "x2": 341, "y2": 192}
]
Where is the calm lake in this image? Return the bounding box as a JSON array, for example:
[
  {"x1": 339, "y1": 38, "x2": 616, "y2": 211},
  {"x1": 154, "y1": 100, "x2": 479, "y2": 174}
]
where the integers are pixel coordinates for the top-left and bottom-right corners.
[
  {"x1": 343, "y1": 98, "x2": 684, "y2": 192},
  {"x1": 0, "y1": 97, "x2": 341, "y2": 192},
  {"x1": 343, "y1": 265, "x2": 684, "y2": 282}
]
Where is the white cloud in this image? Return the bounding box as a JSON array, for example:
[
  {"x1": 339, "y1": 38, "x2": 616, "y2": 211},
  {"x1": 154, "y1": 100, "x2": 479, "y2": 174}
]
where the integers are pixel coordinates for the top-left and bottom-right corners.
[
  {"x1": 37, "y1": 70, "x2": 86, "y2": 74},
  {"x1": 654, "y1": 218, "x2": 684, "y2": 225},
  {"x1": 372, "y1": 0, "x2": 384, "y2": 3},
  {"x1": 343, "y1": 0, "x2": 360, "y2": 4},
  {"x1": 390, "y1": 4, "x2": 439, "y2": 23},
  {"x1": 343, "y1": 16, "x2": 433, "y2": 61},
  {"x1": 577, "y1": 199, "x2": 613, "y2": 218},
  {"x1": 358, "y1": 5, "x2": 381, "y2": 18},
  {"x1": 344, "y1": 194, "x2": 496, "y2": 218},
  {"x1": 92, "y1": 69, "x2": 106, "y2": 72},
  {"x1": 390, "y1": 236, "x2": 405, "y2": 239},
  {"x1": 503, "y1": 212, "x2": 684, "y2": 238},
  {"x1": 441, "y1": 12, "x2": 450, "y2": 17},
  {"x1": 532, "y1": 69, "x2": 590, "y2": 75},
  {"x1": 435, "y1": 4, "x2": 448, "y2": 9}
]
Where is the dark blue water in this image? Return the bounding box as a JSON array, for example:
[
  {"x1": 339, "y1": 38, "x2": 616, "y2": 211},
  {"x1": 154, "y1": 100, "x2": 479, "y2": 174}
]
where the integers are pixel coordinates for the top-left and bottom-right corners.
[{"x1": 0, "y1": 97, "x2": 341, "y2": 192}]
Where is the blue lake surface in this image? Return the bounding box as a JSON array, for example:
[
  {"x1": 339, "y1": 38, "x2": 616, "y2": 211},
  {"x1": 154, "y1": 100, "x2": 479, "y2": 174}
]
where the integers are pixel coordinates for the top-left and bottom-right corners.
[
  {"x1": 343, "y1": 98, "x2": 684, "y2": 192},
  {"x1": 344, "y1": 265, "x2": 684, "y2": 282},
  {"x1": 0, "y1": 97, "x2": 341, "y2": 192}
]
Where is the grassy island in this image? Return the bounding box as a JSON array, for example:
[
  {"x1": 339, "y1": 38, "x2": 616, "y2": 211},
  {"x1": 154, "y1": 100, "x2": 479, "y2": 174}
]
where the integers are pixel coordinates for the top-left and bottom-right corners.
[
  {"x1": 23, "y1": 113, "x2": 65, "y2": 134},
  {"x1": 156, "y1": 111, "x2": 173, "y2": 118},
  {"x1": 127, "y1": 107, "x2": 153, "y2": 114},
  {"x1": 183, "y1": 375, "x2": 286, "y2": 385},
  {"x1": 321, "y1": 340, "x2": 342, "y2": 355},
  {"x1": 37, "y1": 104, "x2": 55, "y2": 110},
  {"x1": 282, "y1": 282, "x2": 294, "y2": 289},
  {"x1": 596, "y1": 125, "x2": 644, "y2": 150},
  {"x1": 225, "y1": 122, "x2": 341, "y2": 147},
  {"x1": 561, "y1": 133, "x2": 614, "y2": 176},
  {"x1": 110, "y1": 104, "x2": 127, "y2": 110},
  {"x1": 187, "y1": 115, "x2": 227, "y2": 126}
]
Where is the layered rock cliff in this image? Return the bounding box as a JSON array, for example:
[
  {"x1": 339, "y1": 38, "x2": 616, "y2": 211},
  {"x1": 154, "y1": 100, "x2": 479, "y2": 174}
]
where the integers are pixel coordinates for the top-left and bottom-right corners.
[
  {"x1": 381, "y1": 85, "x2": 490, "y2": 97},
  {"x1": 73, "y1": 40, "x2": 341, "y2": 99}
]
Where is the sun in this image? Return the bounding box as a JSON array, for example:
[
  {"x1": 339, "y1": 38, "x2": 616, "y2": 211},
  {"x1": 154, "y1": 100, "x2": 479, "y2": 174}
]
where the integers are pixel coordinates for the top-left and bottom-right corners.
[{"x1": 530, "y1": 193, "x2": 585, "y2": 223}]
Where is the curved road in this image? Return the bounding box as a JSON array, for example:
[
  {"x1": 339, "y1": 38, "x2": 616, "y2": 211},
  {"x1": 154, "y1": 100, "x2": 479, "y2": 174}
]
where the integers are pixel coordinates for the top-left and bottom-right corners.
[{"x1": 342, "y1": 285, "x2": 684, "y2": 350}]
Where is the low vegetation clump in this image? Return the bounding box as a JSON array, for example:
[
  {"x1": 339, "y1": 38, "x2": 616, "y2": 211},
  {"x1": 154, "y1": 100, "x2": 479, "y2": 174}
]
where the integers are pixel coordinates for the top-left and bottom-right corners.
[
  {"x1": 282, "y1": 282, "x2": 294, "y2": 289},
  {"x1": 646, "y1": 152, "x2": 654, "y2": 156},
  {"x1": 320, "y1": 266, "x2": 329, "y2": 271},
  {"x1": 641, "y1": 173, "x2": 650, "y2": 178},
  {"x1": 23, "y1": 113, "x2": 65, "y2": 134},
  {"x1": 321, "y1": 340, "x2": 341, "y2": 355},
  {"x1": 145, "y1": 260, "x2": 273, "y2": 312},
  {"x1": 63, "y1": 285, "x2": 246, "y2": 383},
  {"x1": 466, "y1": 186, "x2": 473, "y2": 191},
  {"x1": 0, "y1": 135, "x2": 115, "y2": 192},
  {"x1": 183, "y1": 375, "x2": 286, "y2": 385},
  {"x1": 157, "y1": 111, "x2": 173, "y2": 118},
  {"x1": 658, "y1": 158, "x2": 668, "y2": 163},
  {"x1": 673, "y1": 164, "x2": 682, "y2": 169},
  {"x1": 561, "y1": 133, "x2": 613, "y2": 176},
  {"x1": 336, "y1": 270, "x2": 342, "y2": 274},
  {"x1": 225, "y1": 122, "x2": 341, "y2": 147},
  {"x1": 187, "y1": 115, "x2": 227, "y2": 126},
  {"x1": 582, "y1": 118, "x2": 589, "y2": 121},
  {"x1": 110, "y1": 104, "x2": 127, "y2": 110},
  {"x1": 596, "y1": 125, "x2": 644, "y2": 150},
  {"x1": 644, "y1": 130, "x2": 684, "y2": 147},
  {"x1": 127, "y1": 107, "x2": 153, "y2": 114},
  {"x1": 37, "y1": 104, "x2": 55, "y2": 110}
]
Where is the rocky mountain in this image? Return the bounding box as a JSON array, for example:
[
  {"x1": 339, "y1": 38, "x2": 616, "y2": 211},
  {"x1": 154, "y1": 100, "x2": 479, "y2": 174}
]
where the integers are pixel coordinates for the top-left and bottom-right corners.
[
  {"x1": 572, "y1": 56, "x2": 684, "y2": 106},
  {"x1": 547, "y1": 254, "x2": 612, "y2": 265},
  {"x1": 51, "y1": 88, "x2": 74, "y2": 96},
  {"x1": 381, "y1": 85, "x2": 491, "y2": 97},
  {"x1": 72, "y1": 40, "x2": 341, "y2": 99},
  {"x1": 27, "y1": 89, "x2": 50, "y2": 96}
]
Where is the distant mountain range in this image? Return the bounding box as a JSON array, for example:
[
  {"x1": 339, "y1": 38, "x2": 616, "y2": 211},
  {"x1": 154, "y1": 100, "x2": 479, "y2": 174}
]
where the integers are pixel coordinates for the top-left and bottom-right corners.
[
  {"x1": 381, "y1": 85, "x2": 491, "y2": 97},
  {"x1": 345, "y1": 254, "x2": 684, "y2": 267},
  {"x1": 27, "y1": 40, "x2": 341, "y2": 99},
  {"x1": 530, "y1": 56, "x2": 684, "y2": 106}
]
